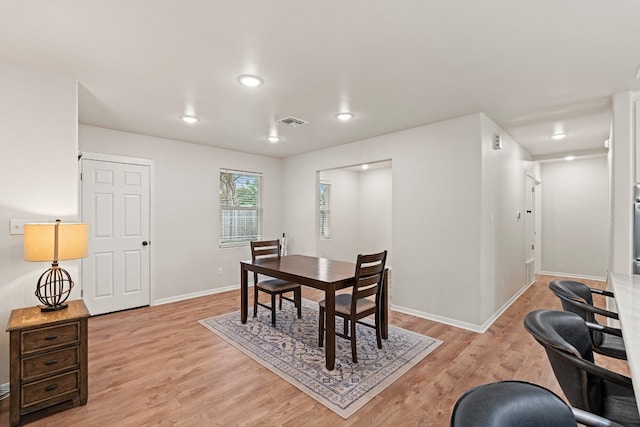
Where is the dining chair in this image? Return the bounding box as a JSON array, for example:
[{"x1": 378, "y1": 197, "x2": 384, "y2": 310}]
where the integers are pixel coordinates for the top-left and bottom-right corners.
[
  {"x1": 523, "y1": 309, "x2": 639, "y2": 427},
  {"x1": 250, "y1": 239, "x2": 301, "y2": 326},
  {"x1": 549, "y1": 280, "x2": 626, "y2": 360},
  {"x1": 450, "y1": 380, "x2": 623, "y2": 427},
  {"x1": 318, "y1": 250, "x2": 387, "y2": 363}
]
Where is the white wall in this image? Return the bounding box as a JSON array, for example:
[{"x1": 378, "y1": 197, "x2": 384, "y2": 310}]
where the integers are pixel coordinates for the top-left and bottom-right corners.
[
  {"x1": 357, "y1": 167, "x2": 392, "y2": 263},
  {"x1": 540, "y1": 157, "x2": 609, "y2": 278},
  {"x1": 480, "y1": 116, "x2": 531, "y2": 323},
  {"x1": 609, "y1": 91, "x2": 637, "y2": 276},
  {"x1": 318, "y1": 167, "x2": 392, "y2": 264},
  {"x1": 283, "y1": 113, "x2": 531, "y2": 329},
  {"x1": 79, "y1": 125, "x2": 283, "y2": 301},
  {"x1": 0, "y1": 60, "x2": 79, "y2": 385}
]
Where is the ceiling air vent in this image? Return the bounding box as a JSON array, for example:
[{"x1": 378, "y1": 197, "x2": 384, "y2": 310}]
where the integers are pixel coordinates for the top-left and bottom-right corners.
[{"x1": 276, "y1": 116, "x2": 308, "y2": 128}]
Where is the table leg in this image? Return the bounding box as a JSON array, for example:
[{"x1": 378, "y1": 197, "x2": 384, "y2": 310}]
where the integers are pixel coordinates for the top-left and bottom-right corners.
[
  {"x1": 382, "y1": 268, "x2": 389, "y2": 339},
  {"x1": 325, "y1": 285, "x2": 336, "y2": 370},
  {"x1": 241, "y1": 265, "x2": 248, "y2": 324}
]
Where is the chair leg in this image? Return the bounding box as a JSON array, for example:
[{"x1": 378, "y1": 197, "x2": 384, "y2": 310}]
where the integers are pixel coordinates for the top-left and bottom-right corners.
[
  {"x1": 253, "y1": 285, "x2": 258, "y2": 317},
  {"x1": 351, "y1": 317, "x2": 358, "y2": 363},
  {"x1": 295, "y1": 288, "x2": 302, "y2": 318},
  {"x1": 271, "y1": 294, "x2": 277, "y2": 326},
  {"x1": 279, "y1": 293, "x2": 283, "y2": 310},
  {"x1": 319, "y1": 307, "x2": 325, "y2": 347},
  {"x1": 375, "y1": 311, "x2": 382, "y2": 349}
]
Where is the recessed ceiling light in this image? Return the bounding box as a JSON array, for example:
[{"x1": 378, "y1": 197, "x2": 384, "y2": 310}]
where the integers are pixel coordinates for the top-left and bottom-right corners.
[
  {"x1": 551, "y1": 133, "x2": 567, "y2": 140},
  {"x1": 336, "y1": 112, "x2": 354, "y2": 121},
  {"x1": 267, "y1": 136, "x2": 280, "y2": 143},
  {"x1": 179, "y1": 115, "x2": 199, "y2": 124},
  {"x1": 564, "y1": 155, "x2": 576, "y2": 161},
  {"x1": 238, "y1": 74, "x2": 264, "y2": 87}
]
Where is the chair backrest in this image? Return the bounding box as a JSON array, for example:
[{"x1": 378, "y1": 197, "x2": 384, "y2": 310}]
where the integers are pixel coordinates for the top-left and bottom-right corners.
[
  {"x1": 523, "y1": 310, "x2": 600, "y2": 414},
  {"x1": 250, "y1": 239, "x2": 281, "y2": 261},
  {"x1": 549, "y1": 280, "x2": 602, "y2": 345},
  {"x1": 352, "y1": 251, "x2": 387, "y2": 308},
  {"x1": 450, "y1": 380, "x2": 577, "y2": 427},
  {"x1": 250, "y1": 240, "x2": 281, "y2": 282},
  {"x1": 549, "y1": 280, "x2": 596, "y2": 319}
]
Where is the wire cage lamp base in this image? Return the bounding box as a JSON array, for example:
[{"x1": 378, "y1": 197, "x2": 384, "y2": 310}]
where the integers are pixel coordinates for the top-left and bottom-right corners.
[{"x1": 35, "y1": 262, "x2": 74, "y2": 312}]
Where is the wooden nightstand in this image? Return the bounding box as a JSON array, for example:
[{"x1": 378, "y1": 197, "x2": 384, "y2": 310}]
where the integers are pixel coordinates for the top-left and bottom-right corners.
[{"x1": 6, "y1": 300, "x2": 89, "y2": 427}]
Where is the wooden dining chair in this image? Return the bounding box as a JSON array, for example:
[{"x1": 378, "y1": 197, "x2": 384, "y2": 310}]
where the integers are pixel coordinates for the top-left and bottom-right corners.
[
  {"x1": 318, "y1": 250, "x2": 387, "y2": 363},
  {"x1": 251, "y1": 240, "x2": 301, "y2": 326}
]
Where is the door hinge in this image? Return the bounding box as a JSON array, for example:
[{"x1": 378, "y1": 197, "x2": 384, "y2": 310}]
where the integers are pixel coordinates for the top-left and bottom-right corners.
[
  {"x1": 531, "y1": 244, "x2": 535, "y2": 250},
  {"x1": 81, "y1": 289, "x2": 84, "y2": 298}
]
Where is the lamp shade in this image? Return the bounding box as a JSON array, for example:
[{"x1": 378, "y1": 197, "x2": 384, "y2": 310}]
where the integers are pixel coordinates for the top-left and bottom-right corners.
[{"x1": 24, "y1": 222, "x2": 89, "y2": 262}]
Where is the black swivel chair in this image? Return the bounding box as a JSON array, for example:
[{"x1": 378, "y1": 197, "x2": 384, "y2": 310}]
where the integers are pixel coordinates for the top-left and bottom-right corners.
[
  {"x1": 450, "y1": 380, "x2": 623, "y2": 427},
  {"x1": 523, "y1": 310, "x2": 640, "y2": 427},
  {"x1": 549, "y1": 280, "x2": 626, "y2": 360}
]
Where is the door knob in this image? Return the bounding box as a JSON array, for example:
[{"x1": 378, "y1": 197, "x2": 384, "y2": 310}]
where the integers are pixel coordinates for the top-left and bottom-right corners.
[{"x1": 142, "y1": 241, "x2": 149, "y2": 246}]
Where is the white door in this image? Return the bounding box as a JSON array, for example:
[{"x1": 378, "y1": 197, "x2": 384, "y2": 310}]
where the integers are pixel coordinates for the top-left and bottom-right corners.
[
  {"x1": 81, "y1": 158, "x2": 151, "y2": 315},
  {"x1": 525, "y1": 174, "x2": 536, "y2": 284},
  {"x1": 525, "y1": 175, "x2": 536, "y2": 262}
]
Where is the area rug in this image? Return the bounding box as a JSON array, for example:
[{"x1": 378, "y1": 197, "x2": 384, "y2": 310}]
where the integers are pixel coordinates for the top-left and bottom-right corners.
[{"x1": 199, "y1": 299, "x2": 442, "y2": 418}]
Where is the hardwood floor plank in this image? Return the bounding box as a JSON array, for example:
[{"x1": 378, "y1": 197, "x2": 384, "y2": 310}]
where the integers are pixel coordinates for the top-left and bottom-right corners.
[{"x1": 0, "y1": 275, "x2": 628, "y2": 426}]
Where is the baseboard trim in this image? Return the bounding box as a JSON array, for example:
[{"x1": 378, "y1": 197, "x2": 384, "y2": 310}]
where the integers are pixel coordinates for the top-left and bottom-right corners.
[
  {"x1": 539, "y1": 270, "x2": 606, "y2": 282},
  {"x1": 153, "y1": 284, "x2": 240, "y2": 306},
  {"x1": 392, "y1": 279, "x2": 535, "y2": 334}
]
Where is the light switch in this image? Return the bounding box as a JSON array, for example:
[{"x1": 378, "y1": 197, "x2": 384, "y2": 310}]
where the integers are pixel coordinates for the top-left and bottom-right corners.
[{"x1": 10, "y1": 219, "x2": 45, "y2": 235}]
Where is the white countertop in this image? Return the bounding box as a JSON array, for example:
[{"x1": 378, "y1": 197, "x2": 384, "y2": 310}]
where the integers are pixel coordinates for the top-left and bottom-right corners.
[{"x1": 608, "y1": 272, "x2": 640, "y2": 410}]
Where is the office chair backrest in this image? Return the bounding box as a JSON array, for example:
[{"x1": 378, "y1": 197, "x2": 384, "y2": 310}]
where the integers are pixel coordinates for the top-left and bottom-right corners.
[
  {"x1": 550, "y1": 280, "x2": 596, "y2": 319},
  {"x1": 450, "y1": 381, "x2": 578, "y2": 427},
  {"x1": 523, "y1": 310, "x2": 599, "y2": 414}
]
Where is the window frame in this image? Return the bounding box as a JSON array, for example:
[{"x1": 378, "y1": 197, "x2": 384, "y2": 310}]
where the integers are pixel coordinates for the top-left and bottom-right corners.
[
  {"x1": 319, "y1": 180, "x2": 331, "y2": 240},
  {"x1": 219, "y1": 168, "x2": 263, "y2": 248}
]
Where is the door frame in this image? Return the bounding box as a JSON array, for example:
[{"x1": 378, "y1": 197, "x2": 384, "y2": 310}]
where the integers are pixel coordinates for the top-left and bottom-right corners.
[{"x1": 79, "y1": 151, "x2": 156, "y2": 307}]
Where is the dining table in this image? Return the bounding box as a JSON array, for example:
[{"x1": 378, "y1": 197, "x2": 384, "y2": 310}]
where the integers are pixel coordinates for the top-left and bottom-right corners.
[{"x1": 240, "y1": 254, "x2": 388, "y2": 370}]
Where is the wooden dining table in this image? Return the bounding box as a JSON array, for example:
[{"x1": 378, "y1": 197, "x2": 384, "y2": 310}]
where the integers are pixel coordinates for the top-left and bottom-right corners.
[{"x1": 240, "y1": 254, "x2": 388, "y2": 370}]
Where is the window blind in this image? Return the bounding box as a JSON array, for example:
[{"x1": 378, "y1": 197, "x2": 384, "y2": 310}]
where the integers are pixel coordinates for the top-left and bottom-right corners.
[{"x1": 220, "y1": 169, "x2": 263, "y2": 247}]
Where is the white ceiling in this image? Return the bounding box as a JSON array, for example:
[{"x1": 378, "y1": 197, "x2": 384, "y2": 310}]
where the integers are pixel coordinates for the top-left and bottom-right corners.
[{"x1": 1, "y1": 1, "x2": 639, "y2": 159}]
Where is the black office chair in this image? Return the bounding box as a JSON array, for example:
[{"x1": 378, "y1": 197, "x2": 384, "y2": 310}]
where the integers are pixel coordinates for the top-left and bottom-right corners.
[
  {"x1": 523, "y1": 310, "x2": 640, "y2": 427},
  {"x1": 549, "y1": 280, "x2": 626, "y2": 360},
  {"x1": 450, "y1": 380, "x2": 623, "y2": 427}
]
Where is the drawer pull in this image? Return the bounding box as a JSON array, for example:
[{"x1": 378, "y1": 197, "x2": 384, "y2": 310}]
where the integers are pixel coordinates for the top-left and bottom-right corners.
[
  {"x1": 44, "y1": 359, "x2": 58, "y2": 366},
  {"x1": 45, "y1": 384, "x2": 58, "y2": 392},
  {"x1": 44, "y1": 335, "x2": 59, "y2": 341}
]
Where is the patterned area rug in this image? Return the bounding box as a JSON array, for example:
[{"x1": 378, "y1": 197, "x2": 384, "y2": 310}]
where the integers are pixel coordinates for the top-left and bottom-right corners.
[{"x1": 199, "y1": 299, "x2": 442, "y2": 418}]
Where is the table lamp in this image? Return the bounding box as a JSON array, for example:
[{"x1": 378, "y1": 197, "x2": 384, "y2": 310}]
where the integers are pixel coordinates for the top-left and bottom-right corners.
[{"x1": 24, "y1": 219, "x2": 88, "y2": 311}]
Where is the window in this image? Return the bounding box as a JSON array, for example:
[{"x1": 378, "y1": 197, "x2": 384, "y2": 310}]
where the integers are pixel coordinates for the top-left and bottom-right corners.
[
  {"x1": 319, "y1": 181, "x2": 331, "y2": 239},
  {"x1": 220, "y1": 169, "x2": 263, "y2": 247}
]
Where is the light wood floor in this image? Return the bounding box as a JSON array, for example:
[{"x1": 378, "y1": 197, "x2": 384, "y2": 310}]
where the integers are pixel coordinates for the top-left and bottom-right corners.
[{"x1": 1, "y1": 275, "x2": 628, "y2": 426}]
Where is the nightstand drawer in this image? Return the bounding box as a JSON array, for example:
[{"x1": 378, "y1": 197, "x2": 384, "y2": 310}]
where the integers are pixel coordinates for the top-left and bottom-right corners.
[
  {"x1": 21, "y1": 322, "x2": 79, "y2": 354},
  {"x1": 22, "y1": 347, "x2": 79, "y2": 382},
  {"x1": 21, "y1": 370, "x2": 79, "y2": 409}
]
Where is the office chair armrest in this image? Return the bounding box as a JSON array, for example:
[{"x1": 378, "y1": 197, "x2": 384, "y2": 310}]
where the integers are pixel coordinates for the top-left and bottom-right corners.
[
  {"x1": 550, "y1": 345, "x2": 633, "y2": 389},
  {"x1": 585, "y1": 321, "x2": 623, "y2": 338},
  {"x1": 590, "y1": 288, "x2": 615, "y2": 298},
  {"x1": 572, "y1": 407, "x2": 624, "y2": 427},
  {"x1": 563, "y1": 296, "x2": 619, "y2": 320}
]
